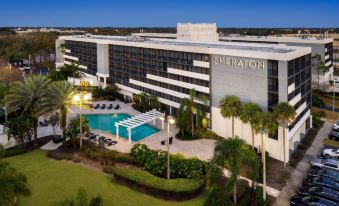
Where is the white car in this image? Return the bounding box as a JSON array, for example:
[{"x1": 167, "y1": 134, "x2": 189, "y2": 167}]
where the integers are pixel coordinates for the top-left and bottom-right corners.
[
  {"x1": 311, "y1": 157, "x2": 339, "y2": 171},
  {"x1": 333, "y1": 121, "x2": 339, "y2": 130},
  {"x1": 323, "y1": 148, "x2": 339, "y2": 158}
]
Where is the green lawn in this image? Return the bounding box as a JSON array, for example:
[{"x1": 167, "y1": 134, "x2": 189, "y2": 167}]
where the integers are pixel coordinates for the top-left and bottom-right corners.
[{"x1": 4, "y1": 150, "x2": 207, "y2": 206}]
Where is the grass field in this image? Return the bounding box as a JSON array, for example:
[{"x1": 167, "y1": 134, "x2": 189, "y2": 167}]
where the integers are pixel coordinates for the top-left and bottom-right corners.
[{"x1": 4, "y1": 150, "x2": 207, "y2": 206}]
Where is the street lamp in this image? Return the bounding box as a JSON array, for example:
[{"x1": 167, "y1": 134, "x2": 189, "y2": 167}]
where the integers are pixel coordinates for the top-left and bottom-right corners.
[
  {"x1": 261, "y1": 129, "x2": 267, "y2": 201},
  {"x1": 160, "y1": 115, "x2": 175, "y2": 179},
  {"x1": 73, "y1": 92, "x2": 92, "y2": 149}
]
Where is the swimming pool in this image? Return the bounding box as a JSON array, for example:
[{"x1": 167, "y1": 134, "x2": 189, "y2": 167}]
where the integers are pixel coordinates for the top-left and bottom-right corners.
[{"x1": 84, "y1": 113, "x2": 160, "y2": 142}]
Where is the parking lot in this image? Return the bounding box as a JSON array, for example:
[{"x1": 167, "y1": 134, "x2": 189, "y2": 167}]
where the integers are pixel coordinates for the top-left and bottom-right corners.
[{"x1": 283, "y1": 121, "x2": 339, "y2": 206}]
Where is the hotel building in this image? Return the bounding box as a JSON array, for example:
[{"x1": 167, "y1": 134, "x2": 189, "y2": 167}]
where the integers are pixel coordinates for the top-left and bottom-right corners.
[
  {"x1": 220, "y1": 35, "x2": 334, "y2": 85},
  {"x1": 56, "y1": 23, "x2": 312, "y2": 162}
]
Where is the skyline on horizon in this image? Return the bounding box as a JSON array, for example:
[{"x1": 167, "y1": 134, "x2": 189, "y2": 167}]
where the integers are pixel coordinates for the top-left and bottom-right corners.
[{"x1": 0, "y1": 0, "x2": 338, "y2": 28}]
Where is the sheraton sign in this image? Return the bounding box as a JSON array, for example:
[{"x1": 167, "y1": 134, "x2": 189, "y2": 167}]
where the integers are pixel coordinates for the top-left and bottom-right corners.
[{"x1": 213, "y1": 56, "x2": 265, "y2": 70}]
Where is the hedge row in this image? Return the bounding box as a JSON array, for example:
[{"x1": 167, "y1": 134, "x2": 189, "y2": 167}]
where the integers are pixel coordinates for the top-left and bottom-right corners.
[
  {"x1": 112, "y1": 166, "x2": 205, "y2": 201},
  {"x1": 131, "y1": 144, "x2": 207, "y2": 179}
]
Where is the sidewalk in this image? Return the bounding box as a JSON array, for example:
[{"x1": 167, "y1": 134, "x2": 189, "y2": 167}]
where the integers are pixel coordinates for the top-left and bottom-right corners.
[{"x1": 273, "y1": 121, "x2": 332, "y2": 206}]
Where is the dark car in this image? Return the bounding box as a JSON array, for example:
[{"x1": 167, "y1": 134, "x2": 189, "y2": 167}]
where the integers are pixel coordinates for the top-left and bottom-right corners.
[
  {"x1": 290, "y1": 195, "x2": 337, "y2": 206},
  {"x1": 328, "y1": 131, "x2": 339, "y2": 141},
  {"x1": 298, "y1": 186, "x2": 339, "y2": 202},
  {"x1": 303, "y1": 176, "x2": 339, "y2": 192},
  {"x1": 308, "y1": 167, "x2": 339, "y2": 181}
]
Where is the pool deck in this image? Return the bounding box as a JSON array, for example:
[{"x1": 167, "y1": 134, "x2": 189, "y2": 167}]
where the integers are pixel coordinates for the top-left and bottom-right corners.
[{"x1": 70, "y1": 100, "x2": 217, "y2": 161}]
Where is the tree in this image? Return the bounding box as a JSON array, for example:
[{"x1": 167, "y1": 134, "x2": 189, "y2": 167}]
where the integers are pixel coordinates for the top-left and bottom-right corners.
[
  {"x1": 66, "y1": 117, "x2": 90, "y2": 141},
  {"x1": 49, "y1": 113, "x2": 60, "y2": 137},
  {"x1": 5, "y1": 76, "x2": 51, "y2": 146},
  {"x1": 0, "y1": 162, "x2": 31, "y2": 206},
  {"x1": 176, "y1": 98, "x2": 192, "y2": 135},
  {"x1": 212, "y1": 137, "x2": 259, "y2": 204},
  {"x1": 44, "y1": 81, "x2": 77, "y2": 142},
  {"x1": 240, "y1": 102, "x2": 262, "y2": 149},
  {"x1": 49, "y1": 63, "x2": 82, "y2": 81},
  {"x1": 219, "y1": 95, "x2": 241, "y2": 138},
  {"x1": 4, "y1": 116, "x2": 33, "y2": 149},
  {"x1": 312, "y1": 53, "x2": 328, "y2": 90},
  {"x1": 273, "y1": 102, "x2": 296, "y2": 168},
  {"x1": 189, "y1": 89, "x2": 208, "y2": 137}
]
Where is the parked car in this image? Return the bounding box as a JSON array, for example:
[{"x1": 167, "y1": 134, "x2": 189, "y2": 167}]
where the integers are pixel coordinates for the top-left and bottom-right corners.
[
  {"x1": 298, "y1": 185, "x2": 339, "y2": 202},
  {"x1": 333, "y1": 121, "x2": 339, "y2": 130},
  {"x1": 290, "y1": 195, "x2": 337, "y2": 206},
  {"x1": 311, "y1": 157, "x2": 339, "y2": 171},
  {"x1": 323, "y1": 148, "x2": 339, "y2": 159},
  {"x1": 308, "y1": 167, "x2": 339, "y2": 182},
  {"x1": 303, "y1": 176, "x2": 339, "y2": 192},
  {"x1": 328, "y1": 131, "x2": 339, "y2": 141}
]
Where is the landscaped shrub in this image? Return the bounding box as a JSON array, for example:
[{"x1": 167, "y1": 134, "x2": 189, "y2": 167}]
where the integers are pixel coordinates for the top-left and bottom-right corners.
[
  {"x1": 312, "y1": 94, "x2": 325, "y2": 108},
  {"x1": 4, "y1": 147, "x2": 26, "y2": 157},
  {"x1": 255, "y1": 186, "x2": 269, "y2": 206},
  {"x1": 47, "y1": 150, "x2": 73, "y2": 160},
  {"x1": 204, "y1": 187, "x2": 234, "y2": 206},
  {"x1": 115, "y1": 153, "x2": 135, "y2": 164},
  {"x1": 102, "y1": 166, "x2": 113, "y2": 174},
  {"x1": 196, "y1": 129, "x2": 224, "y2": 141},
  {"x1": 131, "y1": 144, "x2": 207, "y2": 179},
  {"x1": 289, "y1": 150, "x2": 305, "y2": 167},
  {"x1": 112, "y1": 167, "x2": 205, "y2": 192}
]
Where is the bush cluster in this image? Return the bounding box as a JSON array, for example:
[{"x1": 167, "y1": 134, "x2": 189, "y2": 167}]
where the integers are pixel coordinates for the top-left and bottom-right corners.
[
  {"x1": 131, "y1": 144, "x2": 207, "y2": 179},
  {"x1": 47, "y1": 151, "x2": 73, "y2": 160},
  {"x1": 312, "y1": 94, "x2": 325, "y2": 108},
  {"x1": 195, "y1": 129, "x2": 224, "y2": 141},
  {"x1": 289, "y1": 128, "x2": 318, "y2": 167},
  {"x1": 312, "y1": 112, "x2": 325, "y2": 129},
  {"x1": 112, "y1": 167, "x2": 205, "y2": 192},
  {"x1": 3, "y1": 148, "x2": 26, "y2": 157}
]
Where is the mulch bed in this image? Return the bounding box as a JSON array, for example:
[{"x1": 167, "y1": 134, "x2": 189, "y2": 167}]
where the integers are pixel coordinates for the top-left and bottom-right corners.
[{"x1": 266, "y1": 157, "x2": 294, "y2": 191}]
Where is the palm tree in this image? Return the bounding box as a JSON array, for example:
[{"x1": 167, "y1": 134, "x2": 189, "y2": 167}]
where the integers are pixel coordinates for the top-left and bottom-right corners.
[
  {"x1": 273, "y1": 102, "x2": 296, "y2": 168},
  {"x1": 213, "y1": 137, "x2": 259, "y2": 204},
  {"x1": 0, "y1": 162, "x2": 31, "y2": 206},
  {"x1": 5, "y1": 76, "x2": 51, "y2": 146},
  {"x1": 219, "y1": 95, "x2": 241, "y2": 138},
  {"x1": 44, "y1": 81, "x2": 80, "y2": 142},
  {"x1": 188, "y1": 89, "x2": 208, "y2": 137},
  {"x1": 176, "y1": 98, "x2": 193, "y2": 135},
  {"x1": 240, "y1": 102, "x2": 262, "y2": 149},
  {"x1": 312, "y1": 54, "x2": 328, "y2": 90}
]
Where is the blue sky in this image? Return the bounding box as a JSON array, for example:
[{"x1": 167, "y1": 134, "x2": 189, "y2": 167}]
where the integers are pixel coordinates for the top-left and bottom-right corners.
[{"x1": 0, "y1": 0, "x2": 338, "y2": 27}]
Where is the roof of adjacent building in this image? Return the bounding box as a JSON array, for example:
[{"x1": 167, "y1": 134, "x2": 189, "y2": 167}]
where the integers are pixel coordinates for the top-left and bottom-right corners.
[
  {"x1": 59, "y1": 35, "x2": 311, "y2": 61},
  {"x1": 220, "y1": 35, "x2": 334, "y2": 44}
]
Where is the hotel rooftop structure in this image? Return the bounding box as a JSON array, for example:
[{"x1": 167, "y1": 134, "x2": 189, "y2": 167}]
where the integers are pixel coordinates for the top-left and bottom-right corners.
[{"x1": 56, "y1": 23, "x2": 313, "y2": 162}]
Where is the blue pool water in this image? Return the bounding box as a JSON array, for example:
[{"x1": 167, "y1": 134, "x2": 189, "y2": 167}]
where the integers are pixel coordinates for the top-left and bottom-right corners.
[{"x1": 84, "y1": 113, "x2": 159, "y2": 142}]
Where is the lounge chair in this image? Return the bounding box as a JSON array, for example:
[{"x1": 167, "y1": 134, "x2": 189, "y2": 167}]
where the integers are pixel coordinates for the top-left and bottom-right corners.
[
  {"x1": 114, "y1": 104, "x2": 120, "y2": 110},
  {"x1": 94, "y1": 104, "x2": 100, "y2": 109},
  {"x1": 161, "y1": 140, "x2": 166, "y2": 145},
  {"x1": 107, "y1": 104, "x2": 113, "y2": 109},
  {"x1": 169, "y1": 137, "x2": 173, "y2": 144},
  {"x1": 101, "y1": 104, "x2": 106, "y2": 109}
]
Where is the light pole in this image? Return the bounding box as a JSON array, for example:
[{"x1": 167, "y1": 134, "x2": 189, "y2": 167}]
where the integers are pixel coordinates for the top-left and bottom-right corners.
[
  {"x1": 332, "y1": 80, "x2": 336, "y2": 114},
  {"x1": 73, "y1": 92, "x2": 92, "y2": 149},
  {"x1": 261, "y1": 129, "x2": 267, "y2": 201},
  {"x1": 160, "y1": 115, "x2": 175, "y2": 179}
]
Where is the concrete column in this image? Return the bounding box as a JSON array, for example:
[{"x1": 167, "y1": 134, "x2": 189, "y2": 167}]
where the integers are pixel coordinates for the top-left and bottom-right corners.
[
  {"x1": 161, "y1": 119, "x2": 164, "y2": 129},
  {"x1": 128, "y1": 129, "x2": 132, "y2": 143},
  {"x1": 310, "y1": 115, "x2": 313, "y2": 128},
  {"x1": 169, "y1": 106, "x2": 172, "y2": 115},
  {"x1": 103, "y1": 77, "x2": 107, "y2": 88},
  {"x1": 153, "y1": 119, "x2": 156, "y2": 125},
  {"x1": 116, "y1": 125, "x2": 119, "y2": 139}
]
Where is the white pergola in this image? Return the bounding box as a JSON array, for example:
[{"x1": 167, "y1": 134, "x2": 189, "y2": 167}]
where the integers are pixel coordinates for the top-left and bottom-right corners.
[{"x1": 115, "y1": 109, "x2": 165, "y2": 143}]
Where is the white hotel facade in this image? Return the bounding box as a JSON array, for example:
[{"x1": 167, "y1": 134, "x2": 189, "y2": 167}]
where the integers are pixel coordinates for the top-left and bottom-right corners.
[{"x1": 56, "y1": 23, "x2": 313, "y2": 162}]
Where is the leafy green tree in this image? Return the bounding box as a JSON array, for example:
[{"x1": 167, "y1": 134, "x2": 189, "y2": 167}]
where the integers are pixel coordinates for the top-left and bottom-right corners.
[
  {"x1": 219, "y1": 95, "x2": 241, "y2": 138},
  {"x1": 240, "y1": 102, "x2": 262, "y2": 149},
  {"x1": 189, "y1": 89, "x2": 208, "y2": 137},
  {"x1": 273, "y1": 102, "x2": 296, "y2": 167},
  {"x1": 44, "y1": 81, "x2": 78, "y2": 142},
  {"x1": 5, "y1": 76, "x2": 51, "y2": 146},
  {"x1": 0, "y1": 162, "x2": 31, "y2": 206},
  {"x1": 176, "y1": 98, "x2": 193, "y2": 135},
  {"x1": 212, "y1": 137, "x2": 259, "y2": 204},
  {"x1": 4, "y1": 116, "x2": 33, "y2": 149},
  {"x1": 66, "y1": 117, "x2": 90, "y2": 140},
  {"x1": 49, "y1": 63, "x2": 82, "y2": 81},
  {"x1": 312, "y1": 53, "x2": 328, "y2": 90}
]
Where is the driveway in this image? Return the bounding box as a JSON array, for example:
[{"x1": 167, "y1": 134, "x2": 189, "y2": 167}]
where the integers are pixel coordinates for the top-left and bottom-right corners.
[{"x1": 273, "y1": 121, "x2": 332, "y2": 206}]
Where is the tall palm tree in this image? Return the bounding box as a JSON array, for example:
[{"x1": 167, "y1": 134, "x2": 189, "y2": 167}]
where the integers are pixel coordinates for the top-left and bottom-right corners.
[
  {"x1": 213, "y1": 137, "x2": 259, "y2": 204},
  {"x1": 219, "y1": 95, "x2": 241, "y2": 138},
  {"x1": 5, "y1": 76, "x2": 51, "y2": 146},
  {"x1": 312, "y1": 54, "x2": 328, "y2": 90},
  {"x1": 44, "y1": 81, "x2": 82, "y2": 142},
  {"x1": 0, "y1": 162, "x2": 31, "y2": 206},
  {"x1": 189, "y1": 89, "x2": 208, "y2": 137},
  {"x1": 176, "y1": 98, "x2": 193, "y2": 135},
  {"x1": 273, "y1": 102, "x2": 296, "y2": 168},
  {"x1": 240, "y1": 102, "x2": 262, "y2": 149}
]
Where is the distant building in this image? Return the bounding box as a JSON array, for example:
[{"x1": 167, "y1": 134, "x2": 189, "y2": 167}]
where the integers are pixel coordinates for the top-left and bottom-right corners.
[{"x1": 56, "y1": 23, "x2": 312, "y2": 162}]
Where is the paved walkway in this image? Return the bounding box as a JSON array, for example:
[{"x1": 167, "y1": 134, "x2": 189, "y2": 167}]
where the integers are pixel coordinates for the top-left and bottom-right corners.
[{"x1": 273, "y1": 121, "x2": 332, "y2": 206}]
